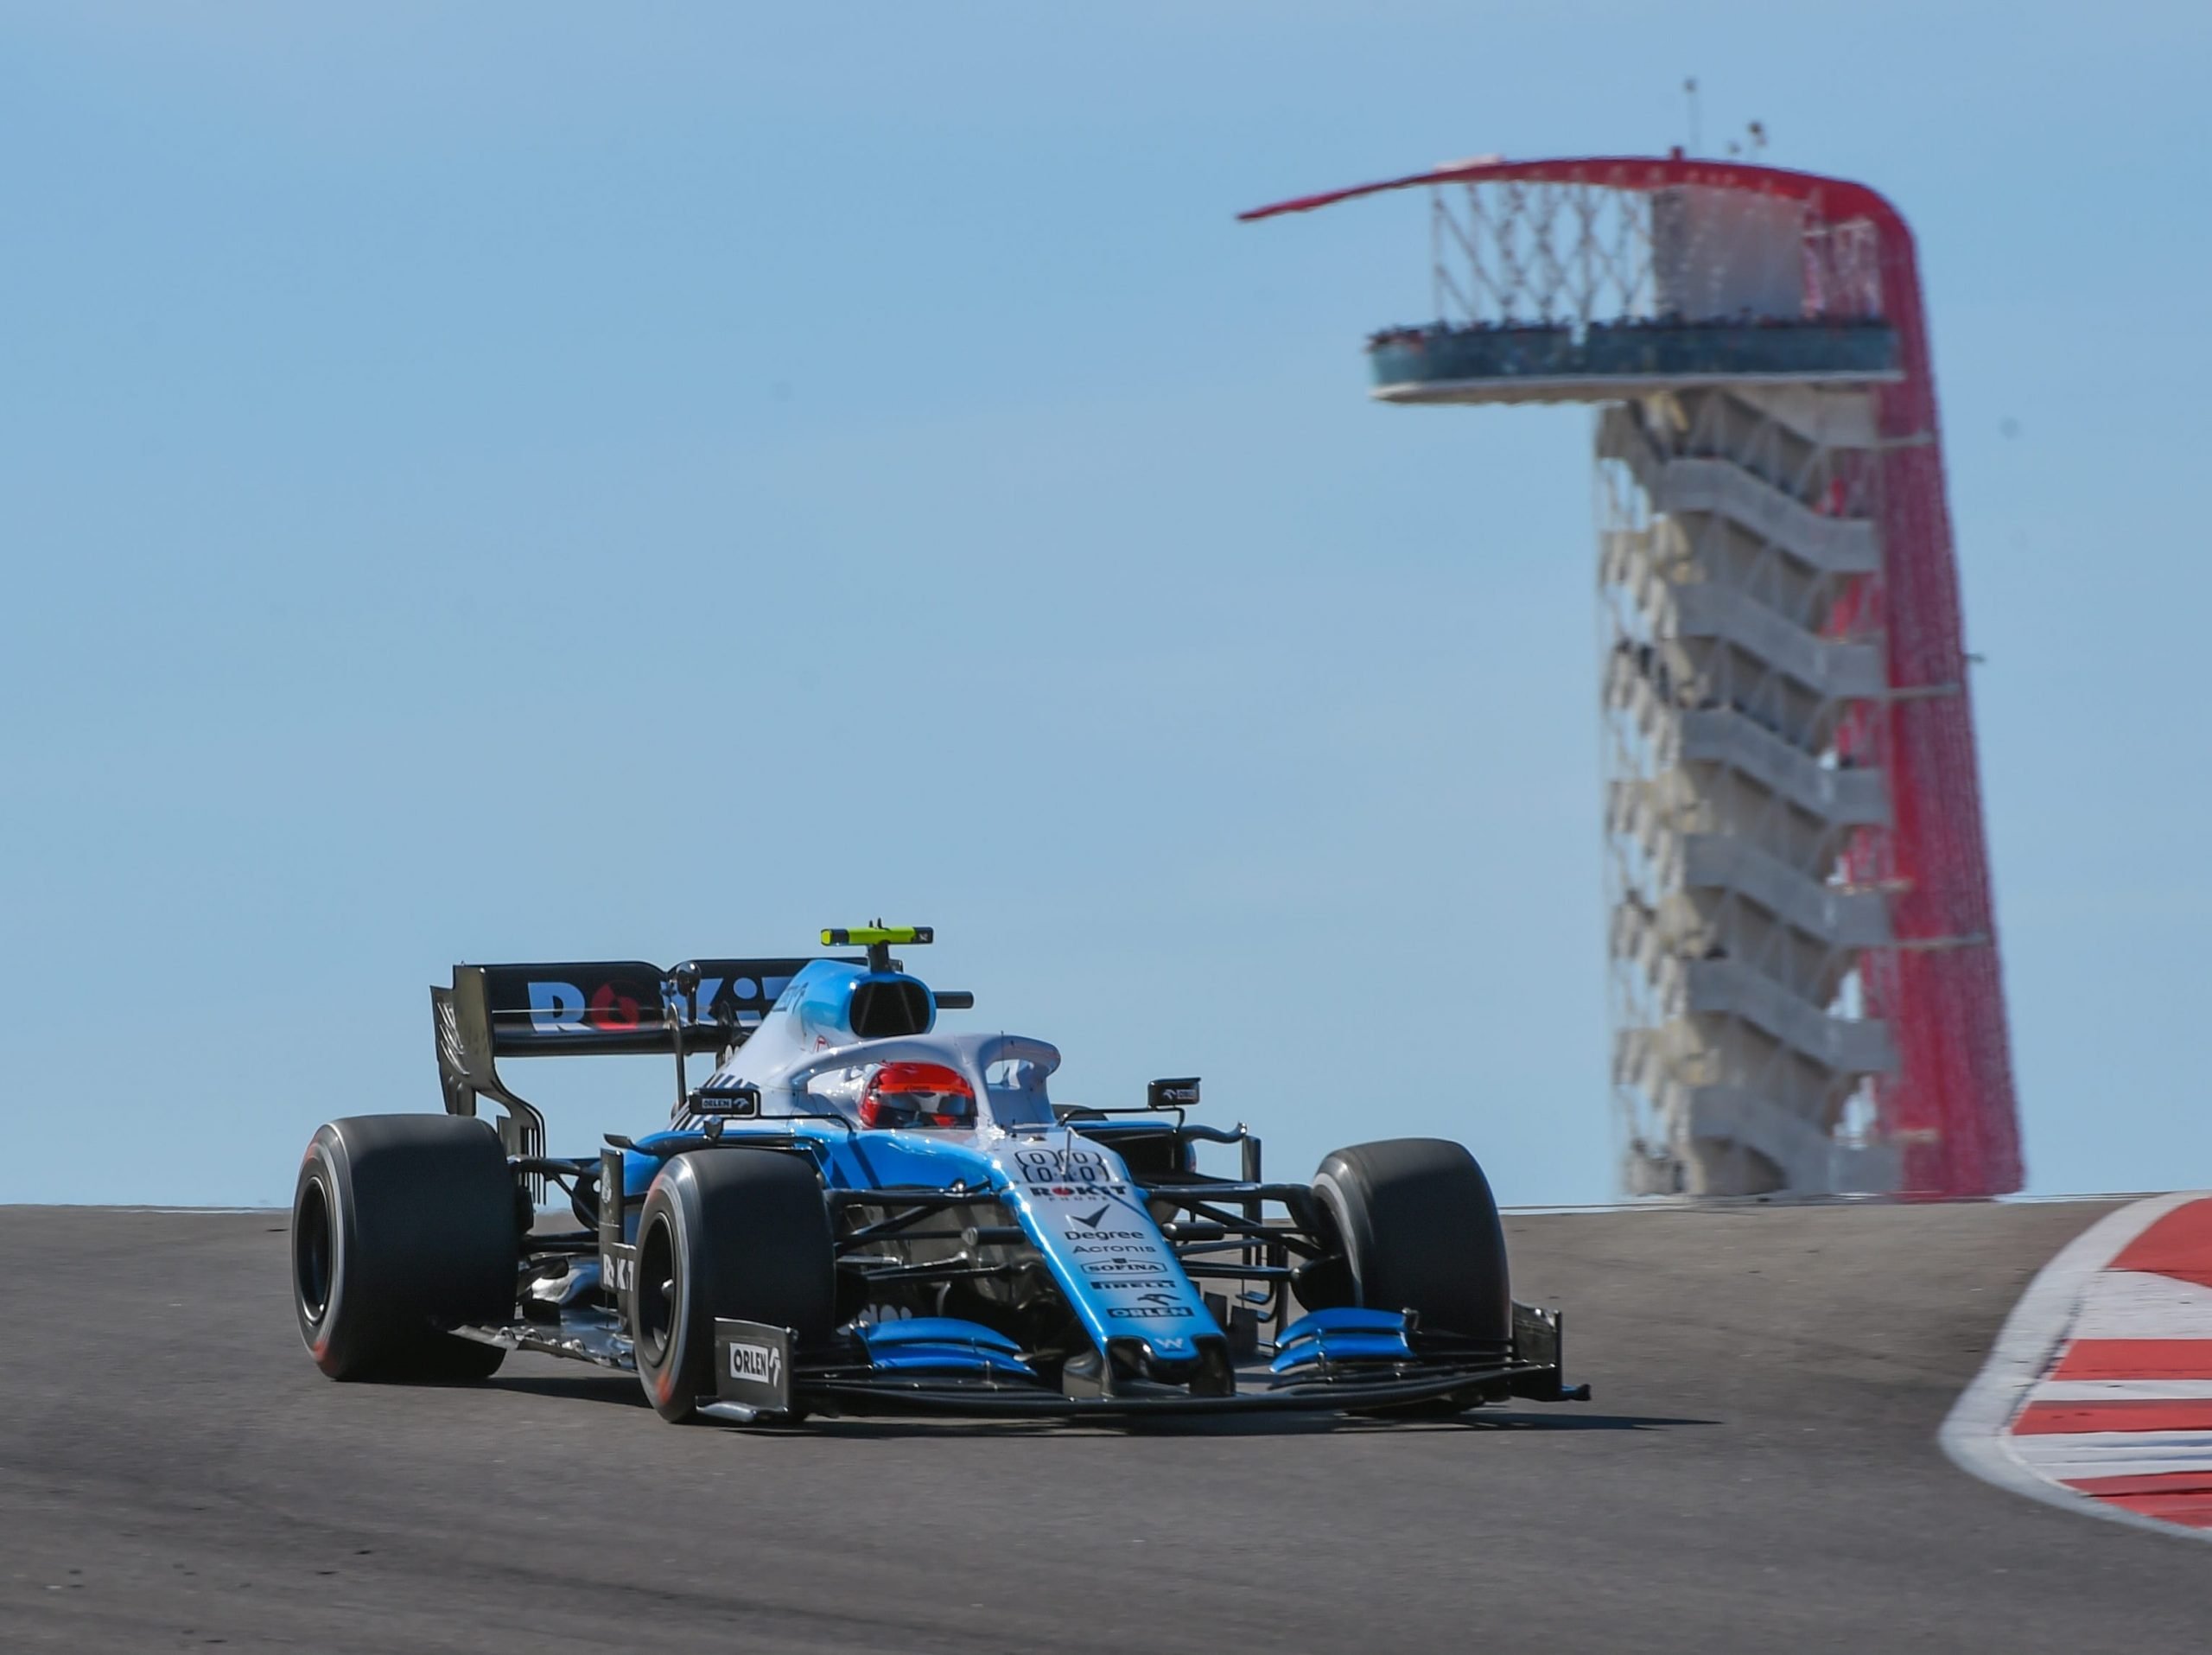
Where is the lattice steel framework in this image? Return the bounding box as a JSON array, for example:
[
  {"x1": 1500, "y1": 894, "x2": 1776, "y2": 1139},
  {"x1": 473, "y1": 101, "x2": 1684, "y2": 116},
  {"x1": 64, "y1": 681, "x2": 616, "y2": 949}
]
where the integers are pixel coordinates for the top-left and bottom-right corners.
[
  {"x1": 1413, "y1": 169, "x2": 1885, "y2": 330},
  {"x1": 1243, "y1": 157, "x2": 2021, "y2": 1199}
]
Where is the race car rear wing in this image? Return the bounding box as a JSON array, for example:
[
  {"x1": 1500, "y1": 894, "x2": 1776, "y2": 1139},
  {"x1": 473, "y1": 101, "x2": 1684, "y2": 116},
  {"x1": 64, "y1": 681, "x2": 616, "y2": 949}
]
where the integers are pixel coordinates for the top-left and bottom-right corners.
[{"x1": 431, "y1": 958, "x2": 830, "y2": 1161}]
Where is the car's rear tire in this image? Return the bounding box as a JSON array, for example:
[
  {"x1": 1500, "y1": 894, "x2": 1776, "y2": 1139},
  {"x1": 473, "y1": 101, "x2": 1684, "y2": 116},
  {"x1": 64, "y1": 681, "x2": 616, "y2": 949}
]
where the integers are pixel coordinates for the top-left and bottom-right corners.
[
  {"x1": 292, "y1": 1115, "x2": 518, "y2": 1381},
  {"x1": 1307, "y1": 1138, "x2": 1510, "y2": 1352},
  {"x1": 632, "y1": 1149, "x2": 836, "y2": 1423}
]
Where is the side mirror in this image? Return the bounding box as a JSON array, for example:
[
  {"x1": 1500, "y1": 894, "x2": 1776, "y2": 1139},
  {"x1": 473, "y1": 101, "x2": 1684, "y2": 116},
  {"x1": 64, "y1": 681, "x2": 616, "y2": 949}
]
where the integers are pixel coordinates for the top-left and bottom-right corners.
[{"x1": 1147, "y1": 1077, "x2": 1200, "y2": 1111}]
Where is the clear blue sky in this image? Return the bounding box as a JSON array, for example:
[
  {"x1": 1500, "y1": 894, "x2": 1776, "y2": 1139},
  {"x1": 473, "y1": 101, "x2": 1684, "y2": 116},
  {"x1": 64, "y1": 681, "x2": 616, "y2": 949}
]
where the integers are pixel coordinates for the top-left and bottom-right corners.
[{"x1": 3, "y1": 3, "x2": 2206, "y2": 1205}]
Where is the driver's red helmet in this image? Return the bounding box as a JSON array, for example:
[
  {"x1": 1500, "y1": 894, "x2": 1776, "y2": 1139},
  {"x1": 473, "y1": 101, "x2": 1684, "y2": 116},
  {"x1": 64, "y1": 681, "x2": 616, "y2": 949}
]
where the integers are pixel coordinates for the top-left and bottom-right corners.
[{"x1": 860, "y1": 1062, "x2": 976, "y2": 1130}]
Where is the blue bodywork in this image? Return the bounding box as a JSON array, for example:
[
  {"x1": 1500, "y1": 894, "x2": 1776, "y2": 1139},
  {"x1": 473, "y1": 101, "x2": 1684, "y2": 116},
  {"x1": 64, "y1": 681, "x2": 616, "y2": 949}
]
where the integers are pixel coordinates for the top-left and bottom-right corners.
[
  {"x1": 855, "y1": 1319, "x2": 1033, "y2": 1378},
  {"x1": 615, "y1": 1107, "x2": 1225, "y2": 1384},
  {"x1": 1270, "y1": 1308, "x2": 1421, "y2": 1374}
]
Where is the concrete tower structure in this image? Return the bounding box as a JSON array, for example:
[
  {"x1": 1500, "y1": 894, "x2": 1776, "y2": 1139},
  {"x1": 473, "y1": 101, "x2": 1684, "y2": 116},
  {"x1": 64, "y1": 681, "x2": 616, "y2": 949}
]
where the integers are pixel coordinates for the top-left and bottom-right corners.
[{"x1": 1244, "y1": 157, "x2": 2022, "y2": 1199}]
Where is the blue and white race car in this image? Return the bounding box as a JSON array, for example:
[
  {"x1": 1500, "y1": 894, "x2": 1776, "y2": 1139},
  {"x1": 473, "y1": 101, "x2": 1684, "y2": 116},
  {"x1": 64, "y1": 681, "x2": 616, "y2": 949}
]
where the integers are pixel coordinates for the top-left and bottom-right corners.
[{"x1": 291, "y1": 927, "x2": 1586, "y2": 1423}]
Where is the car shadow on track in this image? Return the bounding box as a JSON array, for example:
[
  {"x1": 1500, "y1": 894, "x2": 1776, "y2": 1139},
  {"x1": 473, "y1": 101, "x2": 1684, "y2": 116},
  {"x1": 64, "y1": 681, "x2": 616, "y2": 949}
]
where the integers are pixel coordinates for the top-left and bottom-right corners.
[
  {"x1": 728, "y1": 1410, "x2": 1713, "y2": 1442},
  {"x1": 1102, "y1": 1409, "x2": 1712, "y2": 1440},
  {"x1": 491, "y1": 1370, "x2": 653, "y2": 1408}
]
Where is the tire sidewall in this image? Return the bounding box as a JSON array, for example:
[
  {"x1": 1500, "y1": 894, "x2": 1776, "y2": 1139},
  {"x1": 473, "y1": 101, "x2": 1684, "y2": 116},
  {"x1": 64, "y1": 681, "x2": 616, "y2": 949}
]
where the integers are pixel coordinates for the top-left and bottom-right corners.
[
  {"x1": 294, "y1": 1128, "x2": 357, "y2": 1375},
  {"x1": 635, "y1": 1162, "x2": 707, "y2": 1422},
  {"x1": 1310, "y1": 1166, "x2": 1372, "y2": 1306}
]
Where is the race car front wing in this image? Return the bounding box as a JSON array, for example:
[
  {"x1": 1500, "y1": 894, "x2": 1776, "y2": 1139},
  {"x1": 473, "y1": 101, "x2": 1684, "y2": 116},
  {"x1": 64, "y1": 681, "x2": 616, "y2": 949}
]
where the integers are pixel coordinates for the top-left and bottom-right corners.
[
  {"x1": 677, "y1": 1303, "x2": 1589, "y2": 1423},
  {"x1": 455, "y1": 1301, "x2": 1586, "y2": 1422}
]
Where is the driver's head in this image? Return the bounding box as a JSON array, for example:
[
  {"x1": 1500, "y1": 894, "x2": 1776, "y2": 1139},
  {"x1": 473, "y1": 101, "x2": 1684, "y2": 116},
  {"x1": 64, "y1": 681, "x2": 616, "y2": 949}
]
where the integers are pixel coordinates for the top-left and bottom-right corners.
[{"x1": 860, "y1": 1062, "x2": 976, "y2": 1129}]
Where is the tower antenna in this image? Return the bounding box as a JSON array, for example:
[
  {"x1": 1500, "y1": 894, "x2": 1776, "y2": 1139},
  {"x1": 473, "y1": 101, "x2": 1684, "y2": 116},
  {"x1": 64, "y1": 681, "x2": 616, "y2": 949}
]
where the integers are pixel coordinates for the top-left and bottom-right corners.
[{"x1": 1683, "y1": 77, "x2": 1701, "y2": 156}]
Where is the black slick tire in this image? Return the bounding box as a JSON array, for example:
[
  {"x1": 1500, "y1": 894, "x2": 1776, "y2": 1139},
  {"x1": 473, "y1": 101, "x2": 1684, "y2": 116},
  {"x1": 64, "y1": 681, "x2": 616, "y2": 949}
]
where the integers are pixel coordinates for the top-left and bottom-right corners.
[
  {"x1": 292, "y1": 1114, "x2": 519, "y2": 1381},
  {"x1": 1309, "y1": 1138, "x2": 1510, "y2": 1351},
  {"x1": 632, "y1": 1149, "x2": 835, "y2": 1423}
]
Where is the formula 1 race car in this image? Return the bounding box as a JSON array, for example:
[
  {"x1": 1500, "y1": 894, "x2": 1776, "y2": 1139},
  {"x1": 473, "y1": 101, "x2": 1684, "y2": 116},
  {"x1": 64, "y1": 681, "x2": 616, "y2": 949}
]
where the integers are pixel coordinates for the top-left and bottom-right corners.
[{"x1": 290, "y1": 927, "x2": 1587, "y2": 1423}]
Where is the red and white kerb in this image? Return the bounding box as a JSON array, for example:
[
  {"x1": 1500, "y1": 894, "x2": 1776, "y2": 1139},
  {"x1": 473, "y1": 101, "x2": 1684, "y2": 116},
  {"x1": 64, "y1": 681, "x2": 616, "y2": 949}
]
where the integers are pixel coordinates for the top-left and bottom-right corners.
[
  {"x1": 1955, "y1": 1195, "x2": 2212, "y2": 1535},
  {"x1": 2003, "y1": 1197, "x2": 2212, "y2": 1528}
]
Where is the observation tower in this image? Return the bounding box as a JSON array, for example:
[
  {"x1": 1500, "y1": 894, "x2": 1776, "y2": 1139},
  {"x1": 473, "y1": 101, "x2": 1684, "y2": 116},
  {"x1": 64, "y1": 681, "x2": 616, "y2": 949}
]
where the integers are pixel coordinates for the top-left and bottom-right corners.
[{"x1": 1244, "y1": 156, "x2": 2021, "y2": 1199}]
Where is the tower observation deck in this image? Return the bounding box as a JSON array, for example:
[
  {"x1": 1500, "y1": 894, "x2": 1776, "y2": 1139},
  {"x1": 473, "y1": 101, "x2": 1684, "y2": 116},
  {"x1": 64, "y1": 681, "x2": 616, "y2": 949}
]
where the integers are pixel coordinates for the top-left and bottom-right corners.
[{"x1": 1244, "y1": 156, "x2": 2022, "y2": 1199}]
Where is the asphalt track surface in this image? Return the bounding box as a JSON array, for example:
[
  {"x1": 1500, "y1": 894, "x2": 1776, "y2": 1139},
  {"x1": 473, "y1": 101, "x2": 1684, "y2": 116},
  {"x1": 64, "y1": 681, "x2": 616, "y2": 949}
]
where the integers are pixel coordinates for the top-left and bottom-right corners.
[{"x1": 8, "y1": 1202, "x2": 2210, "y2": 1653}]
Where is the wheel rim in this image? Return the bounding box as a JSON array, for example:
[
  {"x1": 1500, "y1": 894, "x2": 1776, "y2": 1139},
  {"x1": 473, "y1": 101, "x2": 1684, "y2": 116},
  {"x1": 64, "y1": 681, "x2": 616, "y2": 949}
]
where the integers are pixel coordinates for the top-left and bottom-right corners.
[
  {"x1": 295, "y1": 1176, "x2": 334, "y2": 1324},
  {"x1": 636, "y1": 1212, "x2": 677, "y2": 1366}
]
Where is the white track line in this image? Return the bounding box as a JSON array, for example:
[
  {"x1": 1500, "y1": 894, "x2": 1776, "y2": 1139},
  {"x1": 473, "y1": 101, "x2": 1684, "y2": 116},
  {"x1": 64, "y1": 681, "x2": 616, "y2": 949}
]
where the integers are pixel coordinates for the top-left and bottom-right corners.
[
  {"x1": 1940, "y1": 1190, "x2": 2212, "y2": 1543},
  {"x1": 2068, "y1": 1270, "x2": 2212, "y2": 1337},
  {"x1": 2031, "y1": 1379, "x2": 2212, "y2": 1403},
  {"x1": 2007, "y1": 1430, "x2": 2212, "y2": 1480}
]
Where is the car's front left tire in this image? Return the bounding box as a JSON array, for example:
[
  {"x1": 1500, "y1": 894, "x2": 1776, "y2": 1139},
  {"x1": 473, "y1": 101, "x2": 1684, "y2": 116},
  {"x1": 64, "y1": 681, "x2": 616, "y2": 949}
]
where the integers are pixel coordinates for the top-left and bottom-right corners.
[
  {"x1": 292, "y1": 1114, "x2": 519, "y2": 1381},
  {"x1": 1306, "y1": 1137, "x2": 1511, "y2": 1355}
]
